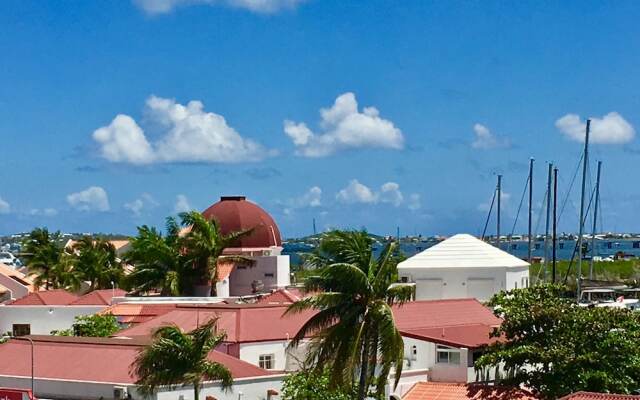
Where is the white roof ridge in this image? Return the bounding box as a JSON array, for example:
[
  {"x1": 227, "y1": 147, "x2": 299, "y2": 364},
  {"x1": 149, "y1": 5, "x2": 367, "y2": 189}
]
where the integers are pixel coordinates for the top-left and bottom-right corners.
[{"x1": 398, "y1": 233, "x2": 529, "y2": 269}]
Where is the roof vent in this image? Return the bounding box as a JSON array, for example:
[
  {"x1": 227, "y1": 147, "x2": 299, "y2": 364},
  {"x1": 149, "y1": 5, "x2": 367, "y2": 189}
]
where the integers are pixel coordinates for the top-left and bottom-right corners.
[{"x1": 220, "y1": 196, "x2": 246, "y2": 201}]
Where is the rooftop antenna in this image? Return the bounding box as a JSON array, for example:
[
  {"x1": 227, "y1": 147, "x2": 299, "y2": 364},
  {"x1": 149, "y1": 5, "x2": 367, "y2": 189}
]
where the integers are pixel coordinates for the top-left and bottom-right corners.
[
  {"x1": 577, "y1": 119, "x2": 591, "y2": 301},
  {"x1": 552, "y1": 167, "x2": 558, "y2": 283},
  {"x1": 528, "y1": 158, "x2": 534, "y2": 263},
  {"x1": 497, "y1": 174, "x2": 502, "y2": 250},
  {"x1": 543, "y1": 162, "x2": 553, "y2": 281},
  {"x1": 589, "y1": 160, "x2": 602, "y2": 280}
]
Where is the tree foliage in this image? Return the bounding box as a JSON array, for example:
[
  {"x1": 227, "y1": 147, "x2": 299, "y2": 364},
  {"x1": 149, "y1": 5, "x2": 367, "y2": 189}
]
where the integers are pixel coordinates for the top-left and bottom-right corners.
[
  {"x1": 286, "y1": 230, "x2": 413, "y2": 400},
  {"x1": 282, "y1": 369, "x2": 356, "y2": 400},
  {"x1": 476, "y1": 284, "x2": 640, "y2": 399},
  {"x1": 132, "y1": 318, "x2": 232, "y2": 400},
  {"x1": 21, "y1": 227, "x2": 63, "y2": 289},
  {"x1": 72, "y1": 237, "x2": 123, "y2": 290},
  {"x1": 51, "y1": 314, "x2": 119, "y2": 337}
]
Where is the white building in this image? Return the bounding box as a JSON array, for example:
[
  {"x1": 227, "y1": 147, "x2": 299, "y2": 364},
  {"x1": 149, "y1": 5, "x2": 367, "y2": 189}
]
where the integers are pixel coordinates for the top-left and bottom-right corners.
[
  {"x1": 0, "y1": 289, "x2": 126, "y2": 336},
  {"x1": 397, "y1": 234, "x2": 530, "y2": 301}
]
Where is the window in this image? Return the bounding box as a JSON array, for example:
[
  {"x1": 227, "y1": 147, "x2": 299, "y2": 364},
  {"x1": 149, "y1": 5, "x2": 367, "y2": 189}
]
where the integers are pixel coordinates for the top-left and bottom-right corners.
[
  {"x1": 535, "y1": 243, "x2": 541, "y2": 250},
  {"x1": 511, "y1": 244, "x2": 517, "y2": 250},
  {"x1": 237, "y1": 265, "x2": 247, "y2": 270},
  {"x1": 607, "y1": 242, "x2": 613, "y2": 249},
  {"x1": 633, "y1": 241, "x2": 640, "y2": 249},
  {"x1": 264, "y1": 273, "x2": 274, "y2": 278},
  {"x1": 514, "y1": 282, "x2": 518, "y2": 289},
  {"x1": 400, "y1": 276, "x2": 409, "y2": 283},
  {"x1": 259, "y1": 354, "x2": 274, "y2": 370},
  {"x1": 12, "y1": 324, "x2": 30, "y2": 337},
  {"x1": 559, "y1": 242, "x2": 565, "y2": 249},
  {"x1": 436, "y1": 345, "x2": 460, "y2": 365},
  {"x1": 411, "y1": 345, "x2": 417, "y2": 360}
]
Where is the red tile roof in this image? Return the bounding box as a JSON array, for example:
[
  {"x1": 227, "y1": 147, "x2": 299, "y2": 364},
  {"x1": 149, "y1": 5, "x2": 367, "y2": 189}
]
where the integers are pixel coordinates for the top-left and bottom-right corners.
[
  {"x1": 394, "y1": 298, "x2": 501, "y2": 349},
  {"x1": 114, "y1": 298, "x2": 500, "y2": 347},
  {"x1": 70, "y1": 289, "x2": 127, "y2": 306},
  {"x1": 9, "y1": 290, "x2": 79, "y2": 306},
  {"x1": 402, "y1": 382, "x2": 537, "y2": 400},
  {"x1": 559, "y1": 392, "x2": 640, "y2": 400},
  {"x1": 0, "y1": 336, "x2": 276, "y2": 384},
  {"x1": 256, "y1": 289, "x2": 303, "y2": 305},
  {"x1": 101, "y1": 303, "x2": 178, "y2": 320},
  {"x1": 116, "y1": 304, "x2": 315, "y2": 343}
]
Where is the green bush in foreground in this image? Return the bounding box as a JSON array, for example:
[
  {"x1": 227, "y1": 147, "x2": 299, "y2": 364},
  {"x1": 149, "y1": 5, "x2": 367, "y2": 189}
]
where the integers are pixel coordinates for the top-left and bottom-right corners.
[{"x1": 282, "y1": 369, "x2": 356, "y2": 400}]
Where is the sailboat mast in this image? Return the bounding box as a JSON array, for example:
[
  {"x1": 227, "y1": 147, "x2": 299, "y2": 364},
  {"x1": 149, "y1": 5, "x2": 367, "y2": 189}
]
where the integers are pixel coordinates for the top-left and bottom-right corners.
[
  {"x1": 577, "y1": 119, "x2": 591, "y2": 301},
  {"x1": 543, "y1": 162, "x2": 553, "y2": 281},
  {"x1": 528, "y1": 158, "x2": 534, "y2": 263},
  {"x1": 589, "y1": 161, "x2": 602, "y2": 280},
  {"x1": 497, "y1": 174, "x2": 502, "y2": 249},
  {"x1": 552, "y1": 167, "x2": 558, "y2": 283}
]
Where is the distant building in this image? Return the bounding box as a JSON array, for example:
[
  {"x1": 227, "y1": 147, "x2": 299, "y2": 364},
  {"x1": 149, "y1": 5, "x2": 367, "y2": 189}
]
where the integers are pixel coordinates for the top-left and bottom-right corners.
[
  {"x1": 400, "y1": 381, "x2": 537, "y2": 400},
  {"x1": 0, "y1": 263, "x2": 35, "y2": 304},
  {"x1": 397, "y1": 234, "x2": 530, "y2": 301}
]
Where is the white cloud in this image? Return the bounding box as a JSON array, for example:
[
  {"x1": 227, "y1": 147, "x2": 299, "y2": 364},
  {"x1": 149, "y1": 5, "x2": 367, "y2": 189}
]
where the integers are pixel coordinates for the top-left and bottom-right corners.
[
  {"x1": 0, "y1": 197, "x2": 10, "y2": 214},
  {"x1": 336, "y1": 180, "x2": 410, "y2": 208},
  {"x1": 407, "y1": 193, "x2": 421, "y2": 211},
  {"x1": 336, "y1": 180, "x2": 378, "y2": 204},
  {"x1": 29, "y1": 208, "x2": 58, "y2": 217},
  {"x1": 477, "y1": 191, "x2": 511, "y2": 212},
  {"x1": 379, "y1": 182, "x2": 404, "y2": 206},
  {"x1": 284, "y1": 92, "x2": 404, "y2": 157},
  {"x1": 174, "y1": 194, "x2": 192, "y2": 213},
  {"x1": 555, "y1": 112, "x2": 635, "y2": 144},
  {"x1": 134, "y1": 0, "x2": 305, "y2": 15},
  {"x1": 124, "y1": 193, "x2": 158, "y2": 217},
  {"x1": 471, "y1": 123, "x2": 510, "y2": 149},
  {"x1": 93, "y1": 96, "x2": 272, "y2": 165},
  {"x1": 67, "y1": 187, "x2": 110, "y2": 212},
  {"x1": 293, "y1": 186, "x2": 322, "y2": 208}
]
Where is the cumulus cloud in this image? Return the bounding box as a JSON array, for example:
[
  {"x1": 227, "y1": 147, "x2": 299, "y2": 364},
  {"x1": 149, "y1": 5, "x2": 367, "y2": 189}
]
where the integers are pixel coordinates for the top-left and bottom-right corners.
[
  {"x1": 471, "y1": 123, "x2": 510, "y2": 149},
  {"x1": 67, "y1": 186, "x2": 110, "y2": 212},
  {"x1": 284, "y1": 93, "x2": 404, "y2": 157},
  {"x1": 336, "y1": 180, "x2": 378, "y2": 204},
  {"x1": 134, "y1": 0, "x2": 305, "y2": 15},
  {"x1": 294, "y1": 186, "x2": 322, "y2": 207},
  {"x1": 124, "y1": 194, "x2": 158, "y2": 217},
  {"x1": 0, "y1": 196, "x2": 10, "y2": 214},
  {"x1": 93, "y1": 96, "x2": 272, "y2": 165},
  {"x1": 407, "y1": 193, "x2": 421, "y2": 211},
  {"x1": 555, "y1": 112, "x2": 635, "y2": 144},
  {"x1": 477, "y1": 191, "x2": 511, "y2": 212},
  {"x1": 174, "y1": 194, "x2": 193, "y2": 213},
  {"x1": 336, "y1": 180, "x2": 412, "y2": 208},
  {"x1": 29, "y1": 208, "x2": 58, "y2": 217}
]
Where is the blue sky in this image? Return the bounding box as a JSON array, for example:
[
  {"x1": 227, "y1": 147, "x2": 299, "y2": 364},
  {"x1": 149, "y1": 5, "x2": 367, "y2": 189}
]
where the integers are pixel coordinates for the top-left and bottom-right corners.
[{"x1": 1, "y1": 0, "x2": 640, "y2": 238}]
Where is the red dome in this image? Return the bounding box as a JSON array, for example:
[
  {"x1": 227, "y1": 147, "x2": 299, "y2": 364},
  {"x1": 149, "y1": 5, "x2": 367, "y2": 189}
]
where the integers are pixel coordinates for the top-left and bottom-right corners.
[{"x1": 201, "y1": 196, "x2": 282, "y2": 248}]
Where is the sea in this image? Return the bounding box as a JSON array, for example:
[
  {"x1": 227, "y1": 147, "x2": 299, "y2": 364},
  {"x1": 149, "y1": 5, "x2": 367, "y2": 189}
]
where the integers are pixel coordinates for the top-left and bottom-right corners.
[{"x1": 282, "y1": 238, "x2": 640, "y2": 266}]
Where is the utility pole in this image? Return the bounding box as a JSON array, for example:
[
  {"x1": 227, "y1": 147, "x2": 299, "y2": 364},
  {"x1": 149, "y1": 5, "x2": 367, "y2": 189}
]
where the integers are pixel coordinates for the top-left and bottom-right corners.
[
  {"x1": 552, "y1": 167, "x2": 558, "y2": 283},
  {"x1": 589, "y1": 161, "x2": 602, "y2": 281},
  {"x1": 312, "y1": 218, "x2": 317, "y2": 236},
  {"x1": 497, "y1": 175, "x2": 502, "y2": 250},
  {"x1": 528, "y1": 158, "x2": 534, "y2": 264},
  {"x1": 543, "y1": 162, "x2": 553, "y2": 282},
  {"x1": 577, "y1": 120, "x2": 590, "y2": 301}
]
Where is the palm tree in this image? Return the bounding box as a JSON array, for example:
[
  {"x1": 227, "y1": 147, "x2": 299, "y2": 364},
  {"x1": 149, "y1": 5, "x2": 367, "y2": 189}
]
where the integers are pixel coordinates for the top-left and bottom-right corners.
[
  {"x1": 73, "y1": 237, "x2": 124, "y2": 290},
  {"x1": 49, "y1": 251, "x2": 83, "y2": 291},
  {"x1": 125, "y1": 218, "x2": 192, "y2": 296},
  {"x1": 22, "y1": 227, "x2": 62, "y2": 289},
  {"x1": 286, "y1": 230, "x2": 414, "y2": 400},
  {"x1": 132, "y1": 318, "x2": 233, "y2": 400},
  {"x1": 179, "y1": 211, "x2": 253, "y2": 296}
]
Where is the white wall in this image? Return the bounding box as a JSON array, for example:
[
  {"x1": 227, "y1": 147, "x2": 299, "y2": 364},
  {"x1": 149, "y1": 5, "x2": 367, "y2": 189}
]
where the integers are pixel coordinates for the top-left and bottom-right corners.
[
  {"x1": 0, "y1": 275, "x2": 30, "y2": 302},
  {"x1": 0, "y1": 305, "x2": 106, "y2": 335},
  {"x1": 239, "y1": 341, "x2": 288, "y2": 371},
  {"x1": 398, "y1": 266, "x2": 529, "y2": 301},
  {"x1": 156, "y1": 375, "x2": 285, "y2": 400},
  {"x1": 0, "y1": 375, "x2": 284, "y2": 400},
  {"x1": 230, "y1": 256, "x2": 290, "y2": 296}
]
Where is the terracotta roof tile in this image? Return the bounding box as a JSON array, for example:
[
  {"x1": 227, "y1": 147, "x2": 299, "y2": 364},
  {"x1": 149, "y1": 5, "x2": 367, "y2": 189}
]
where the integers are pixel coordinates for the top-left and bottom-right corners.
[
  {"x1": 9, "y1": 290, "x2": 78, "y2": 305},
  {"x1": 70, "y1": 289, "x2": 127, "y2": 306},
  {"x1": 256, "y1": 289, "x2": 302, "y2": 305},
  {"x1": 0, "y1": 336, "x2": 276, "y2": 384},
  {"x1": 402, "y1": 382, "x2": 537, "y2": 400},
  {"x1": 559, "y1": 392, "x2": 640, "y2": 400}
]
